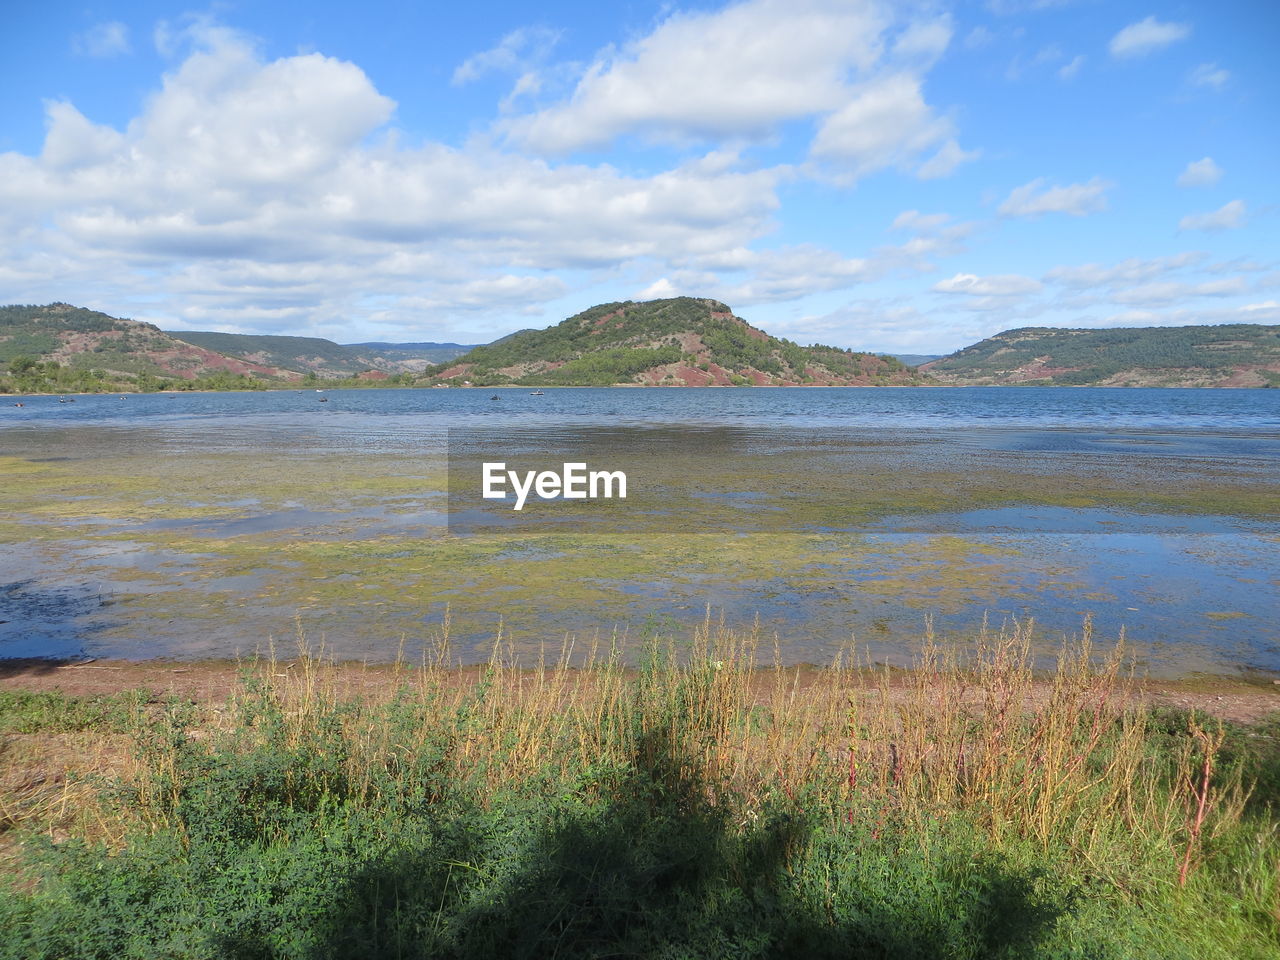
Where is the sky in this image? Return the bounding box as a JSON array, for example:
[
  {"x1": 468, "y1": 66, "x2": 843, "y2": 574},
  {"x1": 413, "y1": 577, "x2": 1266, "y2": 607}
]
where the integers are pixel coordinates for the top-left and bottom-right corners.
[{"x1": 1, "y1": 0, "x2": 1276, "y2": 353}]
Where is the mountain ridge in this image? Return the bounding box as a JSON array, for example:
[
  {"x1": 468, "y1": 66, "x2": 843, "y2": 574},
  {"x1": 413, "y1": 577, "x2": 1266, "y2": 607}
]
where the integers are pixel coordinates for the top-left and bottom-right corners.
[{"x1": 922, "y1": 323, "x2": 1280, "y2": 387}]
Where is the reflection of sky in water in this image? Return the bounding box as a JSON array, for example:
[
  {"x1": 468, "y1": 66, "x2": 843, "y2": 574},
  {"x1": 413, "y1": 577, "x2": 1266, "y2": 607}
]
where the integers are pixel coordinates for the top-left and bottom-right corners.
[
  {"x1": 1, "y1": 388, "x2": 1275, "y2": 674},
  {"x1": 2, "y1": 523, "x2": 1274, "y2": 677}
]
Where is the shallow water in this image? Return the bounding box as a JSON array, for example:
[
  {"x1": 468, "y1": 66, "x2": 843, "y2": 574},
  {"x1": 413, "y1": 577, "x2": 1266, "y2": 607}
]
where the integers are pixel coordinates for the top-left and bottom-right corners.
[{"x1": 1, "y1": 387, "x2": 1276, "y2": 675}]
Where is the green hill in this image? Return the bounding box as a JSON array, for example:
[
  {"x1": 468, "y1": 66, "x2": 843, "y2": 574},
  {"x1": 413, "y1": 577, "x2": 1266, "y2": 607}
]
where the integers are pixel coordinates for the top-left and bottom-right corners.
[
  {"x1": 167, "y1": 331, "x2": 361, "y2": 377},
  {"x1": 345, "y1": 341, "x2": 479, "y2": 364},
  {"x1": 426, "y1": 297, "x2": 923, "y2": 387},
  {"x1": 169, "y1": 333, "x2": 477, "y2": 377},
  {"x1": 891, "y1": 354, "x2": 943, "y2": 368},
  {"x1": 0, "y1": 303, "x2": 298, "y2": 392},
  {"x1": 922, "y1": 324, "x2": 1280, "y2": 387}
]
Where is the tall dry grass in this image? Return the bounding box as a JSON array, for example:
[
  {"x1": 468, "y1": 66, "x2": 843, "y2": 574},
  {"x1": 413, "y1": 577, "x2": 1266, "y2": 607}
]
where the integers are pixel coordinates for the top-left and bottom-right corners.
[{"x1": 119, "y1": 612, "x2": 1250, "y2": 893}]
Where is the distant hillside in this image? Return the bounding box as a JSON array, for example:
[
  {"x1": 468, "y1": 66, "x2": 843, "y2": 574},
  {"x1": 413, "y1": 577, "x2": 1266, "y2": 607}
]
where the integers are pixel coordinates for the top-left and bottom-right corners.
[
  {"x1": 344, "y1": 341, "x2": 479, "y2": 365},
  {"x1": 168, "y1": 333, "x2": 477, "y2": 377},
  {"x1": 0, "y1": 303, "x2": 297, "y2": 390},
  {"x1": 168, "y1": 331, "x2": 365, "y2": 378},
  {"x1": 427, "y1": 298, "x2": 923, "y2": 387},
  {"x1": 922, "y1": 324, "x2": 1280, "y2": 387},
  {"x1": 891, "y1": 354, "x2": 943, "y2": 368}
]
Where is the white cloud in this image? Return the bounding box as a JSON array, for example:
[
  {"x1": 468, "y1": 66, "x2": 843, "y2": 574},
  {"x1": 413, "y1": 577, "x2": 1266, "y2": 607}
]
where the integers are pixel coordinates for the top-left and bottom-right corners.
[
  {"x1": 810, "y1": 73, "x2": 970, "y2": 182},
  {"x1": 73, "y1": 21, "x2": 131, "y2": 58},
  {"x1": 498, "y1": 0, "x2": 968, "y2": 187},
  {"x1": 1177, "y1": 157, "x2": 1223, "y2": 188},
  {"x1": 916, "y1": 139, "x2": 980, "y2": 179},
  {"x1": 662, "y1": 207, "x2": 978, "y2": 307},
  {"x1": 1099, "y1": 301, "x2": 1280, "y2": 327},
  {"x1": 636, "y1": 277, "x2": 680, "y2": 300},
  {"x1": 891, "y1": 210, "x2": 951, "y2": 233},
  {"x1": 1179, "y1": 200, "x2": 1247, "y2": 232},
  {"x1": 1109, "y1": 277, "x2": 1247, "y2": 306},
  {"x1": 892, "y1": 16, "x2": 953, "y2": 62},
  {"x1": 986, "y1": 0, "x2": 1077, "y2": 13},
  {"x1": 506, "y1": 0, "x2": 887, "y2": 151},
  {"x1": 0, "y1": 21, "x2": 801, "y2": 337},
  {"x1": 1058, "y1": 54, "x2": 1084, "y2": 80},
  {"x1": 934, "y1": 273, "x2": 1042, "y2": 296},
  {"x1": 1189, "y1": 63, "x2": 1229, "y2": 90},
  {"x1": 998, "y1": 177, "x2": 1111, "y2": 218},
  {"x1": 1109, "y1": 17, "x2": 1190, "y2": 59},
  {"x1": 1044, "y1": 253, "x2": 1205, "y2": 289},
  {"x1": 453, "y1": 27, "x2": 561, "y2": 85}
]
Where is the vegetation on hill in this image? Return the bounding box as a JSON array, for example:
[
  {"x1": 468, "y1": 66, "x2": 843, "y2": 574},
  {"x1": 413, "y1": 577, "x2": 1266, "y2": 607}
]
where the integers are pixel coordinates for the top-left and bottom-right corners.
[
  {"x1": 924, "y1": 324, "x2": 1280, "y2": 387},
  {"x1": 2, "y1": 623, "x2": 1278, "y2": 958},
  {"x1": 0, "y1": 304, "x2": 459, "y2": 393},
  {"x1": 892, "y1": 353, "x2": 943, "y2": 367},
  {"x1": 168, "y1": 331, "x2": 368, "y2": 376},
  {"x1": 169, "y1": 333, "x2": 474, "y2": 377},
  {"x1": 427, "y1": 297, "x2": 922, "y2": 386},
  {"x1": 346, "y1": 341, "x2": 479, "y2": 364},
  {"x1": 0, "y1": 304, "x2": 297, "y2": 392}
]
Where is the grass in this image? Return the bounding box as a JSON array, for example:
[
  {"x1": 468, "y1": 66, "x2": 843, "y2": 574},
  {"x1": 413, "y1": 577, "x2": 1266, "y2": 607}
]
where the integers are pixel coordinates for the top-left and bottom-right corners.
[
  {"x1": 0, "y1": 690, "x2": 152, "y2": 735},
  {"x1": 1, "y1": 618, "x2": 1279, "y2": 958}
]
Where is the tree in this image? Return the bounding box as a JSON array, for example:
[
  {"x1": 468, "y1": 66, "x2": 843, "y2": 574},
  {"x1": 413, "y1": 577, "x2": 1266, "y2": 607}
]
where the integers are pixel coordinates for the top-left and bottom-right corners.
[{"x1": 8, "y1": 356, "x2": 37, "y2": 374}]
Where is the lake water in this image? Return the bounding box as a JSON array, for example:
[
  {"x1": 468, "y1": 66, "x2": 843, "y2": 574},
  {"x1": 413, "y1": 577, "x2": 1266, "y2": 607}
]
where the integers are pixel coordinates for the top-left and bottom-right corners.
[{"x1": 1, "y1": 387, "x2": 1277, "y2": 675}]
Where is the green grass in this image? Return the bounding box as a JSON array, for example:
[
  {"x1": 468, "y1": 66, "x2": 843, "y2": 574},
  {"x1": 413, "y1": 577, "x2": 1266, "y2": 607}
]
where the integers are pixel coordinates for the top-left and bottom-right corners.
[
  {"x1": 0, "y1": 690, "x2": 151, "y2": 734},
  {"x1": 2, "y1": 623, "x2": 1279, "y2": 958}
]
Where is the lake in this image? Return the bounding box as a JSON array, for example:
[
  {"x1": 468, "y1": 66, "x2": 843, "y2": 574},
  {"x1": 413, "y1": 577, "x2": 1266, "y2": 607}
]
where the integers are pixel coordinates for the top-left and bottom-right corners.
[{"x1": 1, "y1": 386, "x2": 1277, "y2": 675}]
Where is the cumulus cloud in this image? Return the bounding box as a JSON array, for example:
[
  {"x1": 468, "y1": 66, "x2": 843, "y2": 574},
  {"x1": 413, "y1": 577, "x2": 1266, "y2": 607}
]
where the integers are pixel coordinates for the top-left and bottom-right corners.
[
  {"x1": 0, "y1": 20, "x2": 801, "y2": 337},
  {"x1": 809, "y1": 73, "x2": 958, "y2": 181},
  {"x1": 1177, "y1": 157, "x2": 1222, "y2": 188},
  {"x1": 73, "y1": 21, "x2": 131, "y2": 58},
  {"x1": 998, "y1": 177, "x2": 1111, "y2": 218},
  {"x1": 649, "y1": 207, "x2": 977, "y2": 308},
  {"x1": 1109, "y1": 17, "x2": 1190, "y2": 59},
  {"x1": 1179, "y1": 200, "x2": 1246, "y2": 232},
  {"x1": 498, "y1": 0, "x2": 971, "y2": 185},
  {"x1": 505, "y1": 0, "x2": 887, "y2": 151}
]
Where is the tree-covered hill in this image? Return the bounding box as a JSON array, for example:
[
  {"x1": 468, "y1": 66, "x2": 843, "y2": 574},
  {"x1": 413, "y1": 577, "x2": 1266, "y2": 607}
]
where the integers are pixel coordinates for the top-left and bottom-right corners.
[
  {"x1": 0, "y1": 304, "x2": 484, "y2": 393},
  {"x1": 345, "y1": 341, "x2": 479, "y2": 365},
  {"x1": 922, "y1": 324, "x2": 1280, "y2": 387},
  {"x1": 426, "y1": 297, "x2": 923, "y2": 387},
  {"x1": 169, "y1": 332, "x2": 476, "y2": 376},
  {"x1": 0, "y1": 303, "x2": 299, "y2": 392}
]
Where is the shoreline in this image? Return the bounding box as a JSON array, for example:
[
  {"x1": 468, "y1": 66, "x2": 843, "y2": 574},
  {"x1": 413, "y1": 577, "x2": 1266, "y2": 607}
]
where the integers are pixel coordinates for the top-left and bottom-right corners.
[
  {"x1": 4, "y1": 656, "x2": 1277, "y2": 723},
  {"x1": 5, "y1": 382, "x2": 1278, "y2": 398}
]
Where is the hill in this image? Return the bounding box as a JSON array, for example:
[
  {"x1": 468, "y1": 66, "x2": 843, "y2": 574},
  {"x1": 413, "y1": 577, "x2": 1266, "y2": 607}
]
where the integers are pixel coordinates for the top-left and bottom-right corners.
[
  {"x1": 921, "y1": 324, "x2": 1280, "y2": 387},
  {"x1": 426, "y1": 298, "x2": 923, "y2": 387},
  {"x1": 891, "y1": 353, "x2": 943, "y2": 368},
  {"x1": 169, "y1": 333, "x2": 477, "y2": 377},
  {"x1": 0, "y1": 303, "x2": 298, "y2": 391},
  {"x1": 345, "y1": 341, "x2": 479, "y2": 365}
]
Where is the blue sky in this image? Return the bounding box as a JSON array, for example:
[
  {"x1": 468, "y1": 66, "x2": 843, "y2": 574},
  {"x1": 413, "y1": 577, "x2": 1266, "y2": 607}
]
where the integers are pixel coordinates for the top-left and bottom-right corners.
[{"x1": 1, "y1": 0, "x2": 1276, "y2": 352}]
